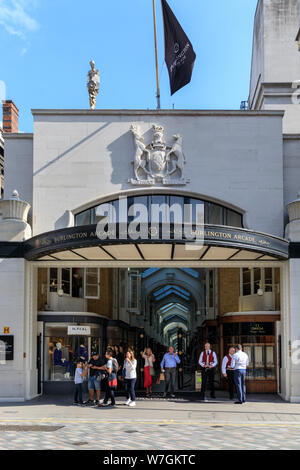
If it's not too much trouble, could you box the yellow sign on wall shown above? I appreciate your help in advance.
[3,327,10,334]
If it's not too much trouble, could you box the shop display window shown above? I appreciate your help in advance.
[44,324,100,382]
[223,322,276,381]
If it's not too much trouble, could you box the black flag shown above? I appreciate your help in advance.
[161,0,196,95]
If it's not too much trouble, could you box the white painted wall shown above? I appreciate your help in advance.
[4,135,33,210]
[0,258,26,401]
[10,110,284,238]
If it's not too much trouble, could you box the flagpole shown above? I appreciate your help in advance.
[152,0,161,109]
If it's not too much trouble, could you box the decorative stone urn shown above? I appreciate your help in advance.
[285,193,300,241]
[0,190,32,241]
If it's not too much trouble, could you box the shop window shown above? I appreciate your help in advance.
[44,323,100,382]
[223,322,276,380]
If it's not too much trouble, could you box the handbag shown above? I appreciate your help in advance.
[150,366,155,376]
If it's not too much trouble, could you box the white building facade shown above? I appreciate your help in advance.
[1,0,300,401]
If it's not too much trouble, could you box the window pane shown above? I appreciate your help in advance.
[75,210,91,226]
[128,270,139,310]
[120,269,126,308]
[226,210,243,228]
[61,268,71,295]
[49,268,58,293]
[242,268,251,296]
[253,268,261,294]
[208,204,223,225]
[85,268,99,298]
[72,268,84,298]
[264,268,273,292]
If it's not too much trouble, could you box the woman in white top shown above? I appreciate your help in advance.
[142,348,156,397]
[123,349,137,407]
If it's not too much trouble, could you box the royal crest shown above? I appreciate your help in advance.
[129,124,188,186]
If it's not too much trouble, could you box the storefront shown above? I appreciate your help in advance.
[0,99,299,402]
[37,312,107,394]
[221,315,280,393]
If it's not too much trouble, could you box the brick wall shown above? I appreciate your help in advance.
[218,268,240,315]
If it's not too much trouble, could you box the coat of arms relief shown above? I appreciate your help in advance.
[129,124,189,186]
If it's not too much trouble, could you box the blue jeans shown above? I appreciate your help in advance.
[125,378,136,402]
[234,369,247,403]
[88,375,101,391]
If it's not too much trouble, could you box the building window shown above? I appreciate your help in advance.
[84,268,100,299]
[49,268,58,293]
[128,269,140,311]
[48,268,100,299]
[61,268,71,296]
[240,268,274,297]
[75,195,243,229]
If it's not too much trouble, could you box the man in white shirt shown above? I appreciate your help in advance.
[198,343,218,399]
[231,344,249,404]
[221,347,235,400]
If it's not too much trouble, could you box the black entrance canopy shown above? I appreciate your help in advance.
[21,224,288,262]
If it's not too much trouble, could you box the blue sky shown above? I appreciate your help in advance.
[0,0,257,132]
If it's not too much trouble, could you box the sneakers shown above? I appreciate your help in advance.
[125,398,132,406]
[83,399,94,405]
[129,401,136,407]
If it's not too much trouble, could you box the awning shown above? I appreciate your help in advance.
[24,224,289,262]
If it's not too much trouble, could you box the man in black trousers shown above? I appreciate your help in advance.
[221,347,236,400]
[198,343,218,400]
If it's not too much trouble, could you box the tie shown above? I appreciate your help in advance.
[206,351,210,366]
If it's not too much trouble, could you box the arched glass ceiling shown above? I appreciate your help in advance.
[141,268,160,278]
[180,268,199,278]
[163,313,188,323]
[159,302,189,314]
[141,267,200,279]
[153,285,191,300]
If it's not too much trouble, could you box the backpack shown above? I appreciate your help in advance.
[112,358,119,374]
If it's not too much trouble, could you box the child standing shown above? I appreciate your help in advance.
[73,361,87,405]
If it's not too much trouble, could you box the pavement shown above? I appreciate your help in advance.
[1,392,300,450]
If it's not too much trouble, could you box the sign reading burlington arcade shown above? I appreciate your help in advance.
[24,223,289,261]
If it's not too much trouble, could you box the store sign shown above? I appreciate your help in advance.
[67,326,91,336]
[249,323,266,335]
[0,335,14,361]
